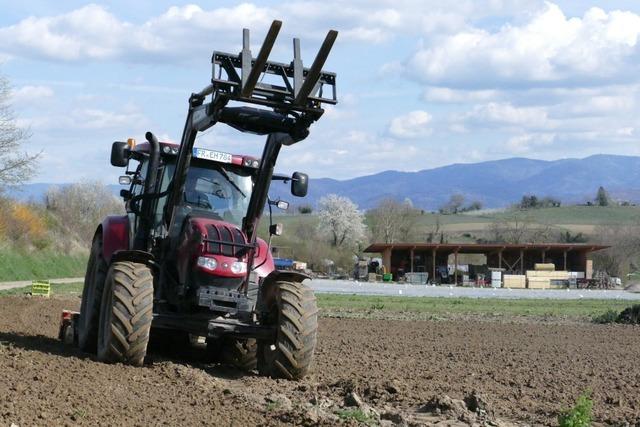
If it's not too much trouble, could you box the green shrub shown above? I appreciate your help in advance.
[558,391,592,427]
[591,309,619,324]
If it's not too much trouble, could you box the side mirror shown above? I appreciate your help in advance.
[118,176,132,185]
[111,141,129,167]
[291,172,308,197]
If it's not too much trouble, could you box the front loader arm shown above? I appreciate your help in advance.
[164,20,338,237]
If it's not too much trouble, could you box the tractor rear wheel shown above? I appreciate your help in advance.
[257,280,318,380]
[219,337,257,371]
[97,261,154,366]
[78,233,108,352]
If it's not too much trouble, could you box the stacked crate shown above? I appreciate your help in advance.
[526,266,570,289]
[503,274,526,288]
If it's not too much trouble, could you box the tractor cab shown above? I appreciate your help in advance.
[116,141,262,229]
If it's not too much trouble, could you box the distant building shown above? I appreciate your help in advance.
[364,243,608,284]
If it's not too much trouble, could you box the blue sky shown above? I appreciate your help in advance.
[1,1,640,183]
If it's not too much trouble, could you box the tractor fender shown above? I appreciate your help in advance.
[111,250,157,269]
[252,238,275,279]
[100,215,130,263]
[263,270,311,284]
[256,270,311,315]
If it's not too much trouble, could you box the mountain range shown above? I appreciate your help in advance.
[9,154,640,210]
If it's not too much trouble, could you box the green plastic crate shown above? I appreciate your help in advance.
[31,280,51,297]
[382,273,392,282]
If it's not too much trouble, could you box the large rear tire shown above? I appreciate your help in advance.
[97,261,154,366]
[257,281,318,380]
[78,234,108,352]
[219,337,257,371]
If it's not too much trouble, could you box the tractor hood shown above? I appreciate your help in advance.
[176,216,273,283]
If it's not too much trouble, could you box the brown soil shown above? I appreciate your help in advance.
[1,296,639,426]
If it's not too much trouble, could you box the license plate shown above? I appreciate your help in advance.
[192,148,232,163]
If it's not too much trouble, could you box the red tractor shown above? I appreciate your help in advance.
[60,21,337,380]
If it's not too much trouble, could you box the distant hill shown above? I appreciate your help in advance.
[9,154,640,210]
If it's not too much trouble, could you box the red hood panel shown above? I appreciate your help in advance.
[185,217,273,279]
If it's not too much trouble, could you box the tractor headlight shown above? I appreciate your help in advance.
[230,261,247,274]
[197,256,218,271]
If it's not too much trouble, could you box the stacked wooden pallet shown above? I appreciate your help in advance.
[526,270,570,289]
[503,274,526,289]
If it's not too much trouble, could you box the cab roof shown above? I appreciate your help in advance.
[132,141,259,168]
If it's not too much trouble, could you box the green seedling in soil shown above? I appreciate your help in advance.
[558,391,592,427]
[336,409,376,426]
[71,408,87,421]
[265,401,281,411]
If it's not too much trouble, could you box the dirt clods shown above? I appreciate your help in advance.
[1,296,640,425]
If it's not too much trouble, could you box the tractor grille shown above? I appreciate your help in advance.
[205,224,247,257]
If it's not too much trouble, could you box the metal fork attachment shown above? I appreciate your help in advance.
[193,20,337,122]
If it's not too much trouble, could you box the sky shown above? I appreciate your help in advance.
[1,0,640,183]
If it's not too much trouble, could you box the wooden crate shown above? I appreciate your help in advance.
[527,277,550,289]
[503,274,526,289]
[526,270,570,280]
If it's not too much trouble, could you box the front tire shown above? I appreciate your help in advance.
[97,261,154,366]
[257,281,318,380]
[78,234,107,352]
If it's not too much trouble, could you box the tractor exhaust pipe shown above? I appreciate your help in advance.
[133,131,160,251]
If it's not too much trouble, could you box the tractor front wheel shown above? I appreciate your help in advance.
[78,233,107,352]
[97,261,154,366]
[257,280,318,380]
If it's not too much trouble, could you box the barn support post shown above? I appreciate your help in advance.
[563,250,567,271]
[498,250,503,269]
[520,249,524,274]
[454,251,459,286]
[410,248,414,273]
[432,249,436,284]
[382,247,392,274]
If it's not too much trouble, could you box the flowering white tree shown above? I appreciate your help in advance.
[0,75,39,187]
[317,194,366,247]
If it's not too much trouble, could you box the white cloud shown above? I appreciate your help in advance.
[423,87,499,103]
[11,85,54,104]
[388,110,432,138]
[0,1,550,64]
[405,2,640,88]
[23,105,148,132]
[504,133,555,154]
[0,4,274,63]
[462,102,552,129]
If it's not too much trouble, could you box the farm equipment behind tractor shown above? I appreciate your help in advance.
[59,20,338,380]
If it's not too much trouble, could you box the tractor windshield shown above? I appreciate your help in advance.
[181,160,254,227]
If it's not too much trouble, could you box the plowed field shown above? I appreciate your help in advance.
[1,296,639,426]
